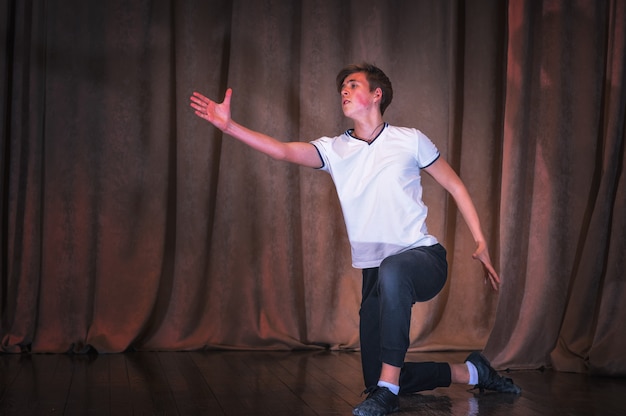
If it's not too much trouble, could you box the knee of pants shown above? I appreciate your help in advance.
[378,257,413,301]
[378,249,448,303]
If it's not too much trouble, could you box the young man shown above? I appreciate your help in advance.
[190,63,521,416]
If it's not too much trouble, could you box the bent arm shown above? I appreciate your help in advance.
[190,89,322,168]
[424,157,501,290]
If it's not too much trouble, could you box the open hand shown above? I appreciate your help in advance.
[190,88,233,131]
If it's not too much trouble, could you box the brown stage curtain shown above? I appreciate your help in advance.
[484,0,626,376]
[1,0,624,375]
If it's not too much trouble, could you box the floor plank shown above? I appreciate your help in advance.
[64,354,111,415]
[108,353,133,416]
[126,352,180,415]
[260,351,359,415]
[0,350,625,415]
[37,354,79,415]
[165,352,225,415]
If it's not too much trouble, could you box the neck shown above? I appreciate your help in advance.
[353,118,385,142]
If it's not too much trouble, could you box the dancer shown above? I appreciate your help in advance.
[190,63,521,416]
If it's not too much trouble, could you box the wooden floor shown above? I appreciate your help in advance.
[1,350,625,415]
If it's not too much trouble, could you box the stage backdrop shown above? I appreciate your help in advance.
[1,0,624,375]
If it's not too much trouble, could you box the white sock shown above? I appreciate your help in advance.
[466,361,479,385]
[377,380,400,395]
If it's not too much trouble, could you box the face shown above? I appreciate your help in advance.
[340,72,381,118]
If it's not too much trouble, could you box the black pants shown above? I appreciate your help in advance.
[360,244,452,394]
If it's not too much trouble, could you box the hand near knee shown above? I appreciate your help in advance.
[472,241,500,291]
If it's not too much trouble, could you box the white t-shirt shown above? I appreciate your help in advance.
[311,124,440,268]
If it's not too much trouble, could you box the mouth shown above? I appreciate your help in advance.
[342,99,350,105]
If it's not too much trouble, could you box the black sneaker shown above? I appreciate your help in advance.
[465,352,522,394]
[353,386,400,416]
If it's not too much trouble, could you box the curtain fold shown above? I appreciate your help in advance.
[2,0,624,375]
[485,0,625,374]
[548,0,626,375]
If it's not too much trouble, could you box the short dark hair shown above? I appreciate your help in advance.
[336,63,393,115]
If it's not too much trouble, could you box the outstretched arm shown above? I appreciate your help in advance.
[424,157,501,291]
[190,89,323,168]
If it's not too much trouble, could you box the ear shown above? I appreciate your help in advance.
[374,87,383,101]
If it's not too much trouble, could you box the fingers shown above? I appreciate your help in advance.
[486,270,500,291]
[189,89,233,132]
[190,92,218,121]
[223,88,232,106]
[189,89,233,118]
[190,91,210,105]
[473,245,500,292]
[190,89,231,106]
[189,92,210,115]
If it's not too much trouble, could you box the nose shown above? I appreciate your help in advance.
[341,88,349,96]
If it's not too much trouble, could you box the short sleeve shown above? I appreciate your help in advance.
[416,130,440,168]
[309,137,333,172]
